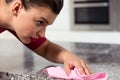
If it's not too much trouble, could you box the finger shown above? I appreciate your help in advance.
[64,63,71,76]
[80,61,93,75]
[75,63,85,75]
[85,63,93,74]
[70,64,75,70]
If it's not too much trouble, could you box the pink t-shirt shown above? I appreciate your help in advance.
[0,27,46,50]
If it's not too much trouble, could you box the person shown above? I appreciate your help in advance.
[0,0,92,75]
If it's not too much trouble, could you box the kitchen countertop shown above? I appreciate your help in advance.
[0,39,120,80]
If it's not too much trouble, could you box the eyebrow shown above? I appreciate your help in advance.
[41,17,49,24]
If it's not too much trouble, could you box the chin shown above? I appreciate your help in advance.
[21,39,31,44]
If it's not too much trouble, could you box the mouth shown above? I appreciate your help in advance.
[30,37,38,42]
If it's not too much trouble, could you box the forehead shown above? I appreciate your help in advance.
[28,6,57,25]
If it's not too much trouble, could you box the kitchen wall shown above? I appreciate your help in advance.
[46,0,120,44]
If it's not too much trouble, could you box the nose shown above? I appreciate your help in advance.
[36,28,46,38]
[38,31,45,37]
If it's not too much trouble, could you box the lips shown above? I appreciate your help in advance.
[30,37,38,42]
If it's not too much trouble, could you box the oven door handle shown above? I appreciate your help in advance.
[74,2,108,8]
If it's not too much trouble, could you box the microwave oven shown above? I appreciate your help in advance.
[70,0,120,31]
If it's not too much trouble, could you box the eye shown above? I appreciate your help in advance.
[36,20,45,27]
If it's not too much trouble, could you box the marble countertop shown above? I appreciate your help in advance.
[0,40,120,80]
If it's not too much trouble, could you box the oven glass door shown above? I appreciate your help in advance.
[75,6,109,24]
[74,0,109,25]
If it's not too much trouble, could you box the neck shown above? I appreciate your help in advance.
[0,0,4,13]
[0,0,13,30]
[0,0,2,6]
[0,0,4,27]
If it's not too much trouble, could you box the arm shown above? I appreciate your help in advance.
[34,40,92,75]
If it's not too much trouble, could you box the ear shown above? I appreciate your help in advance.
[12,1,23,16]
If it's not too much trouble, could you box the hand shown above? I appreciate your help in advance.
[63,53,92,75]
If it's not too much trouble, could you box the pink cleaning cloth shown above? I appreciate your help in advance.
[46,66,108,80]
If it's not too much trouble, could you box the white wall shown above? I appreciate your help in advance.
[46,0,70,31]
[46,0,120,44]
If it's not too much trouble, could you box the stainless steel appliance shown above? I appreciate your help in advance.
[70,0,120,31]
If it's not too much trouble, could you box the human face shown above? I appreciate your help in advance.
[11,6,57,44]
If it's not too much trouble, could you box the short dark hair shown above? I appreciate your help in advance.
[5,0,64,14]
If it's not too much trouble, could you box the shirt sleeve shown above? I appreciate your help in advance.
[0,27,6,33]
[8,29,47,50]
[25,37,46,50]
